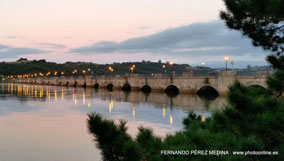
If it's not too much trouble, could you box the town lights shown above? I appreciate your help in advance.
[72,69,78,75]
[130,65,135,74]
[108,67,114,72]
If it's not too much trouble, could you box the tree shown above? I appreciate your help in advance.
[221,0,284,97]
[86,1,284,160]
[220,0,284,55]
[88,83,284,161]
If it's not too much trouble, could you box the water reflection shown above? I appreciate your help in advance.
[0,83,227,161]
[0,83,226,125]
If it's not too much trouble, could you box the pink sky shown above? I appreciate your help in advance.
[0,0,268,67]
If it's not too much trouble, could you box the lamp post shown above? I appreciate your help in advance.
[224,56,229,71]
[231,61,234,71]
[162,64,166,75]
[87,68,91,76]
[82,70,86,76]
[108,67,114,73]
[130,65,135,74]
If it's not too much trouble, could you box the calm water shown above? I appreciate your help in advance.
[0,83,226,161]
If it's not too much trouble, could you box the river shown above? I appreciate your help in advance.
[0,83,226,161]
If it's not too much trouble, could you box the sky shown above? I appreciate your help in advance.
[0,0,269,68]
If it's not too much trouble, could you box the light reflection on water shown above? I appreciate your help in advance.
[0,83,226,161]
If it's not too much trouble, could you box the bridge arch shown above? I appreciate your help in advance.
[122,83,131,92]
[83,82,87,88]
[74,81,78,87]
[197,85,219,97]
[248,84,266,90]
[164,85,179,95]
[66,82,69,87]
[106,83,113,91]
[94,83,99,89]
[141,85,151,93]
[58,82,62,86]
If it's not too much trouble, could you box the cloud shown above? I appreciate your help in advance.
[5,36,17,39]
[0,44,48,58]
[34,42,67,49]
[0,44,9,49]
[3,35,25,39]
[70,21,268,58]
[137,26,152,30]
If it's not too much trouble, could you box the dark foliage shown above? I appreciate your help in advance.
[221,0,284,55]
[86,1,284,160]
[88,83,284,161]
[0,59,192,77]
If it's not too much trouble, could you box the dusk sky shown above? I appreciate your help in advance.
[0,0,268,68]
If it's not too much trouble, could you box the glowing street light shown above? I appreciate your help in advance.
[201,62,205,66]
[130,65,136,74]
[162,64,166,75]
[61,72,64,76]
[108,67,114,72]
[82,70,86,74]
[224,56,229,71]
[72,69,78,76]
[168,62,174,77]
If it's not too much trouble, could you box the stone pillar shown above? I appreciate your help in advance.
[218,70,237,95]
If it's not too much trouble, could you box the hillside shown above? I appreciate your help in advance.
[0,59,210,77]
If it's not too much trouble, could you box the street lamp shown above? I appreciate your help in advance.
[231,61,235,71]
[224,56,229,71]
[108,66,114,72]
[162,64,166,75]
[168,62,174,77]
[72,69,77,76]
[130,65,135,74]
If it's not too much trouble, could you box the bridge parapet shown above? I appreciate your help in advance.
[11,70,267,95]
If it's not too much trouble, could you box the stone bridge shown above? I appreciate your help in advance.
[13,71,267,95]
